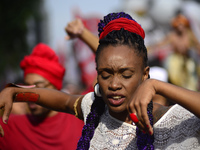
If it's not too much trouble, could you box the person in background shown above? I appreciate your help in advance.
[1,12,200,150]
[149,13,200,91]
[0,43,84,150]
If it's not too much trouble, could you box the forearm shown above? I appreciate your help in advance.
[11,87,77,113]
[0,85,84,125]
[79,28,99,53]
[152,79,200,117]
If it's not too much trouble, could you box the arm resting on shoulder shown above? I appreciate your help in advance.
[152,79,200,118]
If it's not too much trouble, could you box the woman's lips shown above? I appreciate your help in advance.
[108,96,125,106]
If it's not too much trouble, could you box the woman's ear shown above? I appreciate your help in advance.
[143,66,150,81]
[94,83,102,97]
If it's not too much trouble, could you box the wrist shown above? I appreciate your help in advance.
[79,27,87,39]
[14,92,39,102]
[150,79,163,95]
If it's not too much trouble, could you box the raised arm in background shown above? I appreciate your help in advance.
[65,18,99,53]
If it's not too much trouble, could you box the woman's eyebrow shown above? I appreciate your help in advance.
[119,67,135,72]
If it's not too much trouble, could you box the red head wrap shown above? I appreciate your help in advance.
[20,43,65,90]
[99,18,145,39]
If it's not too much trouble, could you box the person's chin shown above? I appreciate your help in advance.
[108,104,126,114]
[30,110,41,116]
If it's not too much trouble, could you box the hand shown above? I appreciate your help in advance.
[65,18,85,40]
[0,87,14,137]
[128,79,156,135]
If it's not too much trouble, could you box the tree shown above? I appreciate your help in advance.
[0,0,46,89]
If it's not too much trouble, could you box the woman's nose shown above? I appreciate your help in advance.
[108,76,122,91]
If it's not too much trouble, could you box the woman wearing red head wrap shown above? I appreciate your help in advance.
[0,43,84,150]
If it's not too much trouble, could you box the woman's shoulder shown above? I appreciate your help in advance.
[153,103,197,125]
[153,103,200,149]
[152,102,173,124]
[81,92,95,122]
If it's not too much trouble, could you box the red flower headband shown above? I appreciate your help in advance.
[99,18,145,40]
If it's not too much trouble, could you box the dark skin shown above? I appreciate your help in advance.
[153,103,171,124]
[128,77,200,136]
[96,44,169,134]
[96,45,149,122]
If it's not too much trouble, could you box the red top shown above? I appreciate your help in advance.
[0,112,84,150]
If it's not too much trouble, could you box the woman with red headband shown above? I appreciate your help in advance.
[1,12,200,150]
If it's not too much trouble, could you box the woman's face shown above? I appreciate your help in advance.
[97,45,149,120]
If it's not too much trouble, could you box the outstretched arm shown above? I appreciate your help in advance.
[65,18,99,53]
[128,79,200,135]
[0,85,84,136]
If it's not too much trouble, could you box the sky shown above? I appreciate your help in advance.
[44,0,122,49]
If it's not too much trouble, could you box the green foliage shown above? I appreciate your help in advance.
[0,0,42,77]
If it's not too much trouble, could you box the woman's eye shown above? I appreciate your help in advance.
[101,72,111,79]
[122,75,132,79]
[122,72,133,79]
[101,74,110,79]
[121,70,133,79]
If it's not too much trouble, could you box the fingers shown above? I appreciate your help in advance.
[128,80,156,135]
[129,101,153,135]
[129,113,138,123]
[140,103,153,135]
[130,113,153,135]
[0,125,4,137]
[2,103,12,124]
[65,18,84,40]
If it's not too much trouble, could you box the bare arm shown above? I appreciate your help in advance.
[154,80,200,116]
[128,79,200,135]
[0,86,84,124]
[65,18,99,53]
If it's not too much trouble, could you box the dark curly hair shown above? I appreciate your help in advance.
[76,12,153,150]
[96,12,147,68]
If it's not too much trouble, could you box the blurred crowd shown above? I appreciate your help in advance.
[60,0,200,94]
[0,0,200,149]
